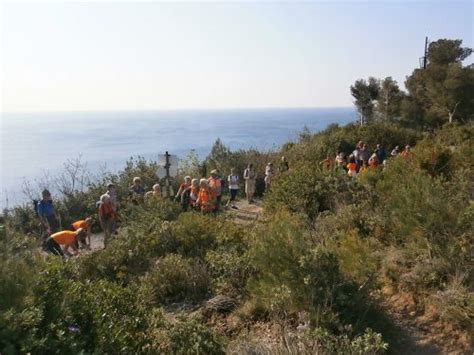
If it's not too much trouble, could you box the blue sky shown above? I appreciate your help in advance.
[1,1,472,112]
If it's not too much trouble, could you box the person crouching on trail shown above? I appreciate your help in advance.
[46,228,87,257]
[98,194,117,248]
[71,217,93,249]
[208,170,222,211]
[196,179,216,214]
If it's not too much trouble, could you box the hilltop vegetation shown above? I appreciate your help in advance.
[1,38,473,354]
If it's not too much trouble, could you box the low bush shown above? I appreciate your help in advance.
[432,279,474,331]
[145,254,211,304]
[168,317,225,354]
[171,213,220,259]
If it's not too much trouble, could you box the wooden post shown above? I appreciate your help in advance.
[165,151,173,199]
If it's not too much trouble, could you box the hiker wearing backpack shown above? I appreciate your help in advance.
[37,189,61,245]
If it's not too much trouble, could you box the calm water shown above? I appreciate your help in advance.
[1,108,355,207]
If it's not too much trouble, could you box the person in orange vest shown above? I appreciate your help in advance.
[208,170,222,211]
[196,179,216,214]
[346,156,358,177]
[319,154,333,170]
[70,217,93,249]
[400,145,411,158]
[359,160,370,176]
[45,228,87,257]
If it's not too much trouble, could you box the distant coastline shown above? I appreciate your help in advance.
[1,107,356,208]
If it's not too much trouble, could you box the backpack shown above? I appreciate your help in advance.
[181,187,192,206]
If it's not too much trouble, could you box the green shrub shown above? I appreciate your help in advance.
[168,317,225,355]
[432,279,474,331]
[281,327,388,355]
[171,213,219,258]
[144,254,210,304]
[264,166,355,220]
[249,212,343,315]
[206,250,252,295]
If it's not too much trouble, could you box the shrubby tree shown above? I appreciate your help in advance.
[350,77,380,125]
[403,39,474,127]
[205,138,231,172]
[376,77,405,121]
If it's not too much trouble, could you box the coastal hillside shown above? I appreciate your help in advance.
[1,38,473,354]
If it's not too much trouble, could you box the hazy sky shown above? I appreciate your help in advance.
[1,1,472,112]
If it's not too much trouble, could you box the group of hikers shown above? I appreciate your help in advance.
[35,159,288,257]
[320,142,412,177]
[35,141,409,258]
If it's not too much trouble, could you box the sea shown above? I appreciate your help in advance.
[0,107,356,208]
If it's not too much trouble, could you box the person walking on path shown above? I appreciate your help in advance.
[264,163,274,191]
[98,194,117,247]
[180,178,199,211]
[368,153,379,168]
[188,178,200,209]
[175,176,191,201]
[226,168,239,209]
[359,143,371,168]
[106,183,118,212]
[146,183,162,200]
[352,141,363,169]
[37,189,61,246]
[244,164,256,203]
[196,179,217,214]
[208,170,222,211]
[347,156,358,178]
[45,229,87,257]
[401,145,412,158]
[129,177,145,204]
[279,156,289,173]
[335,152,347,172]
[319,154,333,170]
[375,144,386,163]
[391,146,400,157]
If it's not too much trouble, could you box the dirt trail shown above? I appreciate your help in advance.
[83,199,263,253]
[224,198,263,225]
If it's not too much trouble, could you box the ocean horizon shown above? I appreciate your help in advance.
[1,107,356,208]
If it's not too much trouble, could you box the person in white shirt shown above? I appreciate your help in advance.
[226,168,239,209]
[264,163,274,191]
[243,164,256,203]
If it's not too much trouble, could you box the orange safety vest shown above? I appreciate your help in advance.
[51,230,76,245]
[208,177,222,196]
[72,220,90,232]
[198,188,216,212]
[401,150,410,158]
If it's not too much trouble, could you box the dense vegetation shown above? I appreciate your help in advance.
[1,38,473,354]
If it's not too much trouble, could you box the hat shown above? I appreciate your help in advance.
[210,169,218,175]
